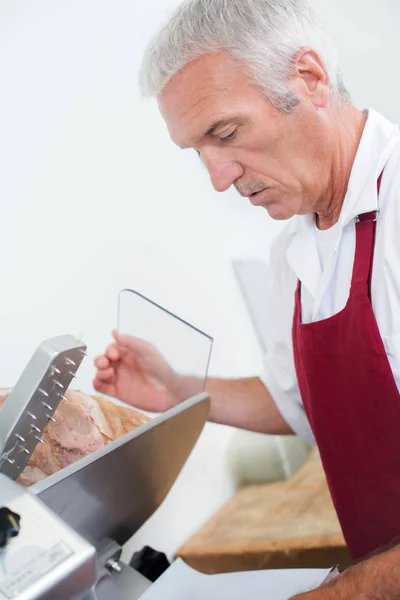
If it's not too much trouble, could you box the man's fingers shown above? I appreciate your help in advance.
[93,378,114,396]
[114,333,149,352]
[95,367,115,382]
[94,355,110,369]
[105,343,120,362]
[93,377,103,391]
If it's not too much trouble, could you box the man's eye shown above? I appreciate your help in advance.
[220,129,237,142]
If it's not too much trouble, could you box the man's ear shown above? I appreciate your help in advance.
[290,47,330,108]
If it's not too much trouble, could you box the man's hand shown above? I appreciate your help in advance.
[93,330,182,412]
[290,543,400,599]
[94,332,293,434]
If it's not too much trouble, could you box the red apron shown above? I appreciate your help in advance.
[292,175,400,560]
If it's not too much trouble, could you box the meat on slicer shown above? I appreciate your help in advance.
[0,334,210,600]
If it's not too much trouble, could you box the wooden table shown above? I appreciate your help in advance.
[177,449,351,573]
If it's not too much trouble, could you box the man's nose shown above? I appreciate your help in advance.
[202,152,243,192]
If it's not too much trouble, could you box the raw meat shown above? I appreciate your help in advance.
[0,389,149,486]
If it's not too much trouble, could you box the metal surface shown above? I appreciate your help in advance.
[0,335,86,479]
[83,564,151,600]
[81,538,151,599]
[33,393,210,549]
[107,563,151,599]
[0,475,96,600]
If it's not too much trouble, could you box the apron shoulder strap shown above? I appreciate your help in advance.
[350,172,383,294]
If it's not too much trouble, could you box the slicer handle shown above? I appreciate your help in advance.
[0,507,21,548]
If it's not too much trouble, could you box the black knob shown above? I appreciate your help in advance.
[0,507,21,548]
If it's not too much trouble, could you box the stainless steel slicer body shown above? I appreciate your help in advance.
[0,293,213,599]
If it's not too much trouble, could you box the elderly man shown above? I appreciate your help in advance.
[94,0,400,596]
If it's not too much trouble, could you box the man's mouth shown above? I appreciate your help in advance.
[250,189,264,198]
[248,188,270,205]
[237,187,265,198]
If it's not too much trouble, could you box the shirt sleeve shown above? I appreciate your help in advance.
[259,235,316,446]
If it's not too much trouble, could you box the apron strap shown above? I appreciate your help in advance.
[350,173,383,295]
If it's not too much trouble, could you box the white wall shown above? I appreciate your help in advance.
[0,0,399,560]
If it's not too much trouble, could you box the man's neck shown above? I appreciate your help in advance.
[316,105,367,230]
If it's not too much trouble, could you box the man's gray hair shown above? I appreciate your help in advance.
[140,0,349,114]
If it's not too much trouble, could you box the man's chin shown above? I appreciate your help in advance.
[263,203,295,221]
[249,189,296,220]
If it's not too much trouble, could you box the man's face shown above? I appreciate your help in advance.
[158,51,334,220]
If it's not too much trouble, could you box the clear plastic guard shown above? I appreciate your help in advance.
[117,289,213,404]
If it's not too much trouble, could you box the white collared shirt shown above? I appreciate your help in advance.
[261,109,400,445]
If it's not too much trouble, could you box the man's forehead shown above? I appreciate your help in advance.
[158,51,248,145]
[160,51,243,105]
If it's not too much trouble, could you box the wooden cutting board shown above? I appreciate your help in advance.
[177,449,351,573]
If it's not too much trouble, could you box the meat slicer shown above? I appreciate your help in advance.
[0,290,213,600]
